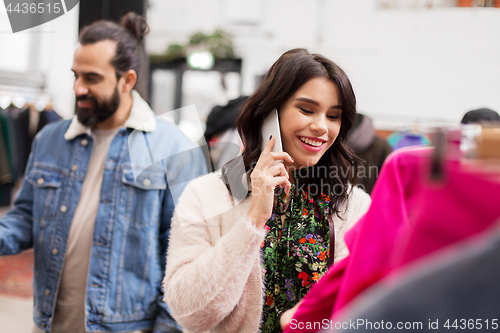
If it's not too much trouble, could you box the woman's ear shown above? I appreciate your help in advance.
[120,69,137,94]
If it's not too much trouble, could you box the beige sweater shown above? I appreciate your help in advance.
[164,172,371,333]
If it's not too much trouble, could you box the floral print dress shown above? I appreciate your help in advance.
[260,181,331,332]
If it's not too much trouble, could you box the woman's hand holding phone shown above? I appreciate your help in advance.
[247,136,294,229]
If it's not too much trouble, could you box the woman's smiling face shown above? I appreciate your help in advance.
[278,77,342,170]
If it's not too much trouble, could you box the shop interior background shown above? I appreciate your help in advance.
[0,0,499,330]
[1,0,499,140]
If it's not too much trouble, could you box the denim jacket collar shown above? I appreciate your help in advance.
[64,90,156,141]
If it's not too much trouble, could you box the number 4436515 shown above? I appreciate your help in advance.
[444,319,498,330]
[6,3,62,14]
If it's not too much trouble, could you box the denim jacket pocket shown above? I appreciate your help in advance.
[26,167,64,224]
[121,166,166,228]
[121,166,166,190]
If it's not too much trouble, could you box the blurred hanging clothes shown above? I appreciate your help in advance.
[387,128,430,150]
[0,111,14,184]
[283,147,500,333]
[0,107,16,207]
[0,104,60,206]
[204,96,247,170]
[332,220,500,333]
[0,128,11,185]
[14,105,61,177]
[346,114,392,194]
[14,106,34,177]
[3,105,24,180]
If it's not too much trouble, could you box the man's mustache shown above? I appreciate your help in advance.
[76,96,97,104]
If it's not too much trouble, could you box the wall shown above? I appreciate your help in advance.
[146,0,500,129]
[0,7,30,73]
[0,3,79,119]
[1,1,499,125]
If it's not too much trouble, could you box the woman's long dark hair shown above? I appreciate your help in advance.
[222,48,360,217]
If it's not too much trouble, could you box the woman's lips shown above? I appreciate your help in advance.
[297,136,325,152]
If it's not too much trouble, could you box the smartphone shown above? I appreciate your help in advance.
[261,109,283,153]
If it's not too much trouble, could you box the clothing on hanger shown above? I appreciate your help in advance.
[0,126,12,185]
[284,145,500,333]
[0,108,15,206]
[16,107,33,176]
[387,129,430,150]
[204,96,247,143]
[38,106,61,130]
[204,96,247,170]
[0,99,61,206]
[14,105,61,177]
[28,106,40,138]
[346,114,392,194]
[4,106,20,173]
[333,221,500,332]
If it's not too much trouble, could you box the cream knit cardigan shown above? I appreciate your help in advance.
[164,172,371,333]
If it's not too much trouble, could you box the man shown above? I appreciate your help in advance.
[0,13,207,333]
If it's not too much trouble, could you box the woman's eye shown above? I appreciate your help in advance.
[328,115,340,120]
[299,108,313,114]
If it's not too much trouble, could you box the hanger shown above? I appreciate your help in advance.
[430,128,446,181]
[34,92,51,112]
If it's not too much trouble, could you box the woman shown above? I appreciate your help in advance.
[163,48,371,333]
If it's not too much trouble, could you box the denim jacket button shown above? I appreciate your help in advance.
[143,178,151,187]
[41,323,46,329]
[60,205,68,213]
[81,139,89,146]
[45,289,50,296]
[37,178,44,185]
[71,165,78,172]
[52,248,58,255]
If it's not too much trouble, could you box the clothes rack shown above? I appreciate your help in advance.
[0,86,61,206]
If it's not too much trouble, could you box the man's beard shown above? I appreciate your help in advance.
[76,87,120,128]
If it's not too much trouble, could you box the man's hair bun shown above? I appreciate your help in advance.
[120,12,149,42]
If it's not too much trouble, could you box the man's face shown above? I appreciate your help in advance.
[72,40,122,128]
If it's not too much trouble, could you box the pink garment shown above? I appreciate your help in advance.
[284,147,500,333]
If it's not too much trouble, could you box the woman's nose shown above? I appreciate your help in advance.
[310,116,328,134]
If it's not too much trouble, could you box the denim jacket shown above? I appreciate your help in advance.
[0,91,207,332]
